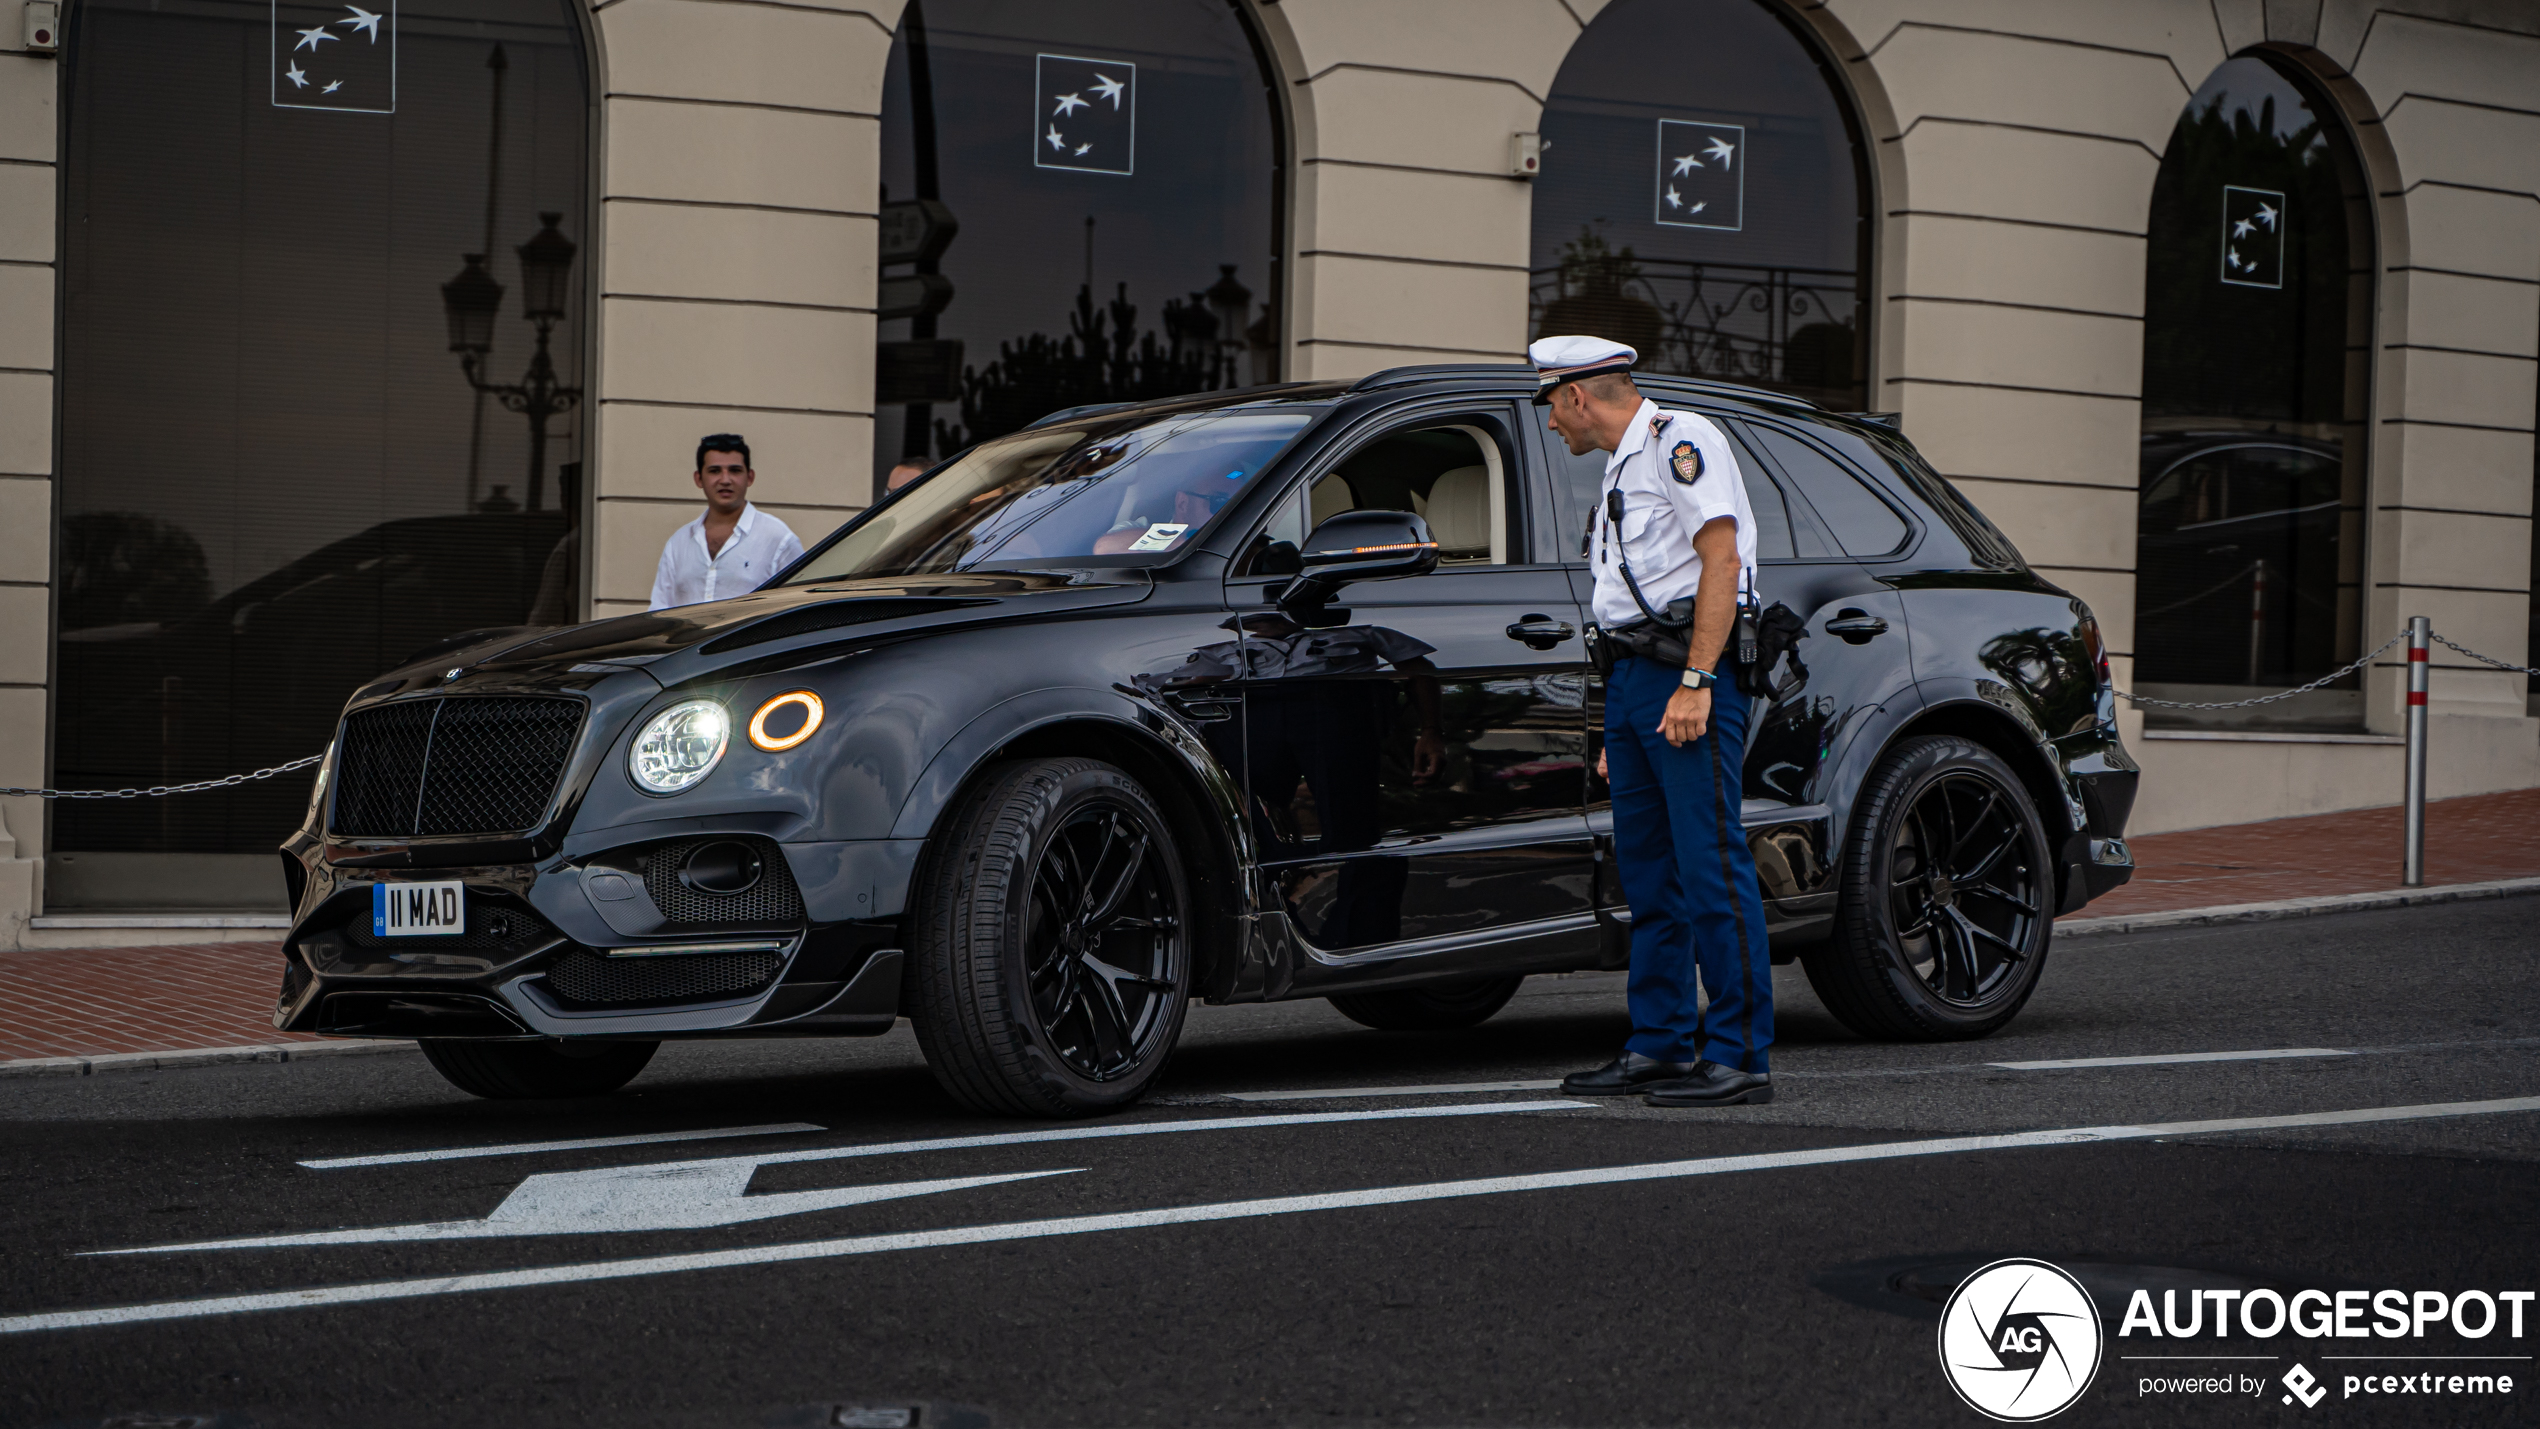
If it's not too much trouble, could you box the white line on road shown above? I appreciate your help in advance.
[298,1123,830,1169]
[9,1094,2533,1336]
[1224,1080,1561,1102]
[1989,1049,2353,1071]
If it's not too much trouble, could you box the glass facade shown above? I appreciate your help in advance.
[872,0,1284,486]
[1528,0,1871,411]
[53,0,591,907]
[2134,55,2373,730]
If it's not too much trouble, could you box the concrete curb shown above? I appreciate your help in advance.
[2055,875,2540,939]
[0,1038,417,1079]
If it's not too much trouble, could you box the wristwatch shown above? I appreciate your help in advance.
[1680,667,1717,691]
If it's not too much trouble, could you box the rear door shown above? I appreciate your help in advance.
[1536,399,1917,939]
[1224,401,1597,961]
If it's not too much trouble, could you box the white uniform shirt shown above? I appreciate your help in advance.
[649,502,805,610]
[1587,399,1759,629]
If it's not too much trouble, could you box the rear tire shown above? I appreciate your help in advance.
[419,1039,658,1099]
[1801,735,2052,1041]
[909,757,1193,1118]
[1329,976,1523,1031]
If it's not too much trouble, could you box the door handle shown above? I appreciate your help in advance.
[1162,694,1237,724]
[1826,610,1889,644]
[1505,614,1577,650]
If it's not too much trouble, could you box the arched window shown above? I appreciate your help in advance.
[53,0,593,905]
[874,0,1284,483]
[2134,54,2373,728]
[1529,0,1872,410]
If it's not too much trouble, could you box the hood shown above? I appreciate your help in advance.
[470,569,1154,677]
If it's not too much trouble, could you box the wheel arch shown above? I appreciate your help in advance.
[896,696,1250,1004]
[1878,694,2083,855]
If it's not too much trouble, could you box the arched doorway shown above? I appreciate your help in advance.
[1529,0,1872,410]
[52,0,593,908]
[2133,53,2373,729]
[873,0,1285,486]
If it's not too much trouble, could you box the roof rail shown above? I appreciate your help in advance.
[1345,363,1825,414]
[1346,363,1533,393]
[1841,411,1903,429]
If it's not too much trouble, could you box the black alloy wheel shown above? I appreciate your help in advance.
[1329,975,1524,1032]
[419,1038,658,1099]
[1802,735,2052,1040]
[911,757,1193,1116]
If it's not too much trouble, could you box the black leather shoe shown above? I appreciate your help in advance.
[1561,1052,1700,1096]
[1641,1061,1774,1107]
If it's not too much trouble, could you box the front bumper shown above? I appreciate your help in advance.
[273,840,908,1041]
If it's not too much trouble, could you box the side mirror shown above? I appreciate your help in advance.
[1277,509,1438,616]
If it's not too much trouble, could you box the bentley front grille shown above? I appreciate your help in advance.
[331,696,585,838]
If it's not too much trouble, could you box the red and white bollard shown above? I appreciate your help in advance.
[2404,615,2430,887]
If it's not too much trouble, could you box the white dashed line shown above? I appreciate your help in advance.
[299,1123,830,1169]
[1989,1049,2353,1071]
[1224,1080,1562,1101]
[9,1094,2534,1336]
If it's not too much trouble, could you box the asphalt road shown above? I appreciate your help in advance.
[3,898,2536,1429]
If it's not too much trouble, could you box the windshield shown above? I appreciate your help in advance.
[785,407,1320,583]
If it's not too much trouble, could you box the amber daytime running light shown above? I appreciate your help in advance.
[749,691,826,752]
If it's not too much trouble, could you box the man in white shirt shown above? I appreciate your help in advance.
[649,434,806,610]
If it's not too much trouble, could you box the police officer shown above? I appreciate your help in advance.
[1535,336,1776,1107]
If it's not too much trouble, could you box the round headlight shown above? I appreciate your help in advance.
[629,699,729,794]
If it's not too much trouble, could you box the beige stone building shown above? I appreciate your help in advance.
[2,0,2535,944]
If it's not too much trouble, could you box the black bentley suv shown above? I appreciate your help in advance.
[274,366,2138,1116]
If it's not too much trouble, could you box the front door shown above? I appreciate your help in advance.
[1224,406,1596,961]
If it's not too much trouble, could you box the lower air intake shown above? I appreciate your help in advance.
[542,949,784,1008]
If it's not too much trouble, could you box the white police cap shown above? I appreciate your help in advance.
[1527,335,1638,404]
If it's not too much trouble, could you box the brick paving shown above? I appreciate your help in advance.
[2070,786,2540,920]
[0,940,310,1062]
[4,788,2537,1065]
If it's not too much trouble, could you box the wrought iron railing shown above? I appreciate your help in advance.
[1527,259,1861,393]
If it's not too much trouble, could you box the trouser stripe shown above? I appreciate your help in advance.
[1705,711,1757,1060]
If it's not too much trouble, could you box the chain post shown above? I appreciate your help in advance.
[2403,615,2430,887]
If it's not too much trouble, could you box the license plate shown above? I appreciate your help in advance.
[372,881,466,937]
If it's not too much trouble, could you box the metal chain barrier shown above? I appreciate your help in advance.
[2112,630,2406,709]
[2428,631,2540,678]
[0,753,323,801]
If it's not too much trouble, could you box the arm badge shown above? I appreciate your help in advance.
[1669,440,1703,485]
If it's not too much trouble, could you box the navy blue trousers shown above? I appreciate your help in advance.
[1605,654,1775,1073]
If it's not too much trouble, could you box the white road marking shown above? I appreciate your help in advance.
[1990,1049,2352,1071]
[106,1101,1587,1255]
[11,1094,2534,1336]
[299,1123,829,1169]
[99,1170,1076,1251]
[1225,1080,1561,1102]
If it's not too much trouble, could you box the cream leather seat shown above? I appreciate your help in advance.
[1418,464,1493,560]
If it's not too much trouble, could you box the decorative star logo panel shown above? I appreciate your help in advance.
[1653,119,1744,231]
[272,0,395,113]
[2220,185,2285,288]
[1035,53,1135,176]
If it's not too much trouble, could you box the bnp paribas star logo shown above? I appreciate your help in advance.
[1938,1258,2104,1421]
[273,0,395,114]
[1035,53,1135,176]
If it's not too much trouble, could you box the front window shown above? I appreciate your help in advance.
[787,407,1319,583]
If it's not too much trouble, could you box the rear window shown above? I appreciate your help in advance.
[1842,423,2029,572]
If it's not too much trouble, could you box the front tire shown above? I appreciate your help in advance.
[419,1039,658,1099]
[1801,735,2052,1041]
[909,758,1193,1117]
[1329,976,1523,1031]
